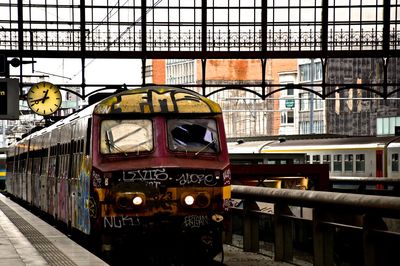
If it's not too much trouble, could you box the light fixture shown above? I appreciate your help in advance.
[132,195,144,205]
[184,195,195,206]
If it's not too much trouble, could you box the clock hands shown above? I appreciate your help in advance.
[29,90,50,105]
[41,89,49,103]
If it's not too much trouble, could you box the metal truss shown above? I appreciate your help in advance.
[0,0,400,99]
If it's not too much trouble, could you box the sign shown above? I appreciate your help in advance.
[285,99,295,108]
[0,55,5,76]
[0,79,19,120]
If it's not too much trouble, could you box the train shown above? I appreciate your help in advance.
[228,135,400,179]
[0,153,5,190]
[5,85,231,263]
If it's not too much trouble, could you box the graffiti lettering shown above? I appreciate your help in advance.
[124,168,169,182]
[176,173,216,186]
[103,89,214,114]
[95,105,111,114]
[92,171,102,187]
[183,215,209,229]
[103,216,141,228]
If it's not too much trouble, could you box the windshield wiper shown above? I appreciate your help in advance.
[194,139,217,156]
[106,130,128,156]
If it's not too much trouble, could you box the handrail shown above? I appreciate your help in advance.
[231,185,400,218]
[228,185,400,265]
[230,185,400,266]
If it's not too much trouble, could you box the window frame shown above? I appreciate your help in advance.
[167,118,220,155]
[99,119,154,156]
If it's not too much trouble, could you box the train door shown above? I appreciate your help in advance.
[376,150,384,189]
[376,150,383,177]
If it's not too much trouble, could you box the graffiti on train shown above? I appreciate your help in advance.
[176,173,217,186]
[183,215,209,229]
[94,88,220,114]
[122,168,217,188]
[103,216,141,228]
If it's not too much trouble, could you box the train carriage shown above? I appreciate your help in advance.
[228,135,400,179]
[6,86,231,262]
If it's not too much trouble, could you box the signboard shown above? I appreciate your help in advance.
[0,79,19,120]
[285,99,295,108]
[0,55,5,76]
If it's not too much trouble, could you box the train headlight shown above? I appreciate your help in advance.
[184,195,195,206]
[132,195,144,206]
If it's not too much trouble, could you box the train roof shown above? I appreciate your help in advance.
[93,86,222,115]
[228,135,400,153]
[8,86,222,148]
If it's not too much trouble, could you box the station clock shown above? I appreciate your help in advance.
[27,81,62,116]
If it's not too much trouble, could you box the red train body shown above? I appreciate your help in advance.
[6,86,231,261]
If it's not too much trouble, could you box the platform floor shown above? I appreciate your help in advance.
[0,193,107,266]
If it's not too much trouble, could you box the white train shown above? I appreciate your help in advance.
[228,135,400,179]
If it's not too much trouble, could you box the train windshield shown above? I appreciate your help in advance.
[167,119,219,154]
[100,119,153,154]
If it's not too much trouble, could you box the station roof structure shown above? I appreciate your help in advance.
[0,0,399,99]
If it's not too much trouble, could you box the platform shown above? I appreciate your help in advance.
[0,193,108,266]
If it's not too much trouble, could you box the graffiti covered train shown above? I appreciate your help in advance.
[5,86,231,262]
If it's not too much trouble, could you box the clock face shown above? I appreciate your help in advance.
[27,82,62,116]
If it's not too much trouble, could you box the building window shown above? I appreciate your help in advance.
[333,155,342,171]
[287,110,294,123]
[299,121,310,134]
[166,59,195,85]
[281,110,294,124]
[313,120,324,134]
[299,61,322,82]
[300,93,309,111]
[392,154,399,172]
[281,112,287,124]
[323,155,331,171]
[344,154,353,172]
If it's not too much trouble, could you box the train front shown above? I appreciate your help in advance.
[90,86,231,261]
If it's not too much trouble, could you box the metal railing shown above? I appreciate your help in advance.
[226,185,400,266]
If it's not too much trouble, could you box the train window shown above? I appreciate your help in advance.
[313,155,320,164]
[356,154,365,172]
[323,155,331,171]
[344,154,353,172]
[306,155,310,164]
[167,119,219,154]
[333,155,342,171]
[392,154,399,172]
[100,120,153,154]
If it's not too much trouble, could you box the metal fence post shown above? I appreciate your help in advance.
[273,204,293,262]
[243,199,259,252]
[224,210,233,244]
[313,208,334,266]
[363,215,388,266]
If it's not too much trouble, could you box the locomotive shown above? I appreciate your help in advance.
[5,86,231,262]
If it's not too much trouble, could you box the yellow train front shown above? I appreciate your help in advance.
[89,86,231,261]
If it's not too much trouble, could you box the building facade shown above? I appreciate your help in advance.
[145,58,298,138]
[326,58,400,136]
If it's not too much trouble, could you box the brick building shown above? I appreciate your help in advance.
[145,59,297,137]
